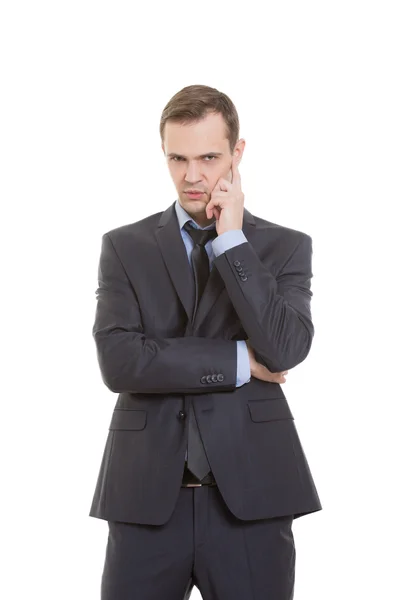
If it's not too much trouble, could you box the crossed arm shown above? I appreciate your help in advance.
[92,233,238,394]
[92,231,314,394]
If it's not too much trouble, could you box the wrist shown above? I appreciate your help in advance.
[218,226,242,236]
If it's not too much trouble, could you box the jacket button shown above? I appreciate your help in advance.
[211,374,218,382]
[236,266,243,272]
[178,410,186,420]
[241,275,248,281]
[217,373,224,382]
[206,375,213,383]
[200,375,207,384]
[233,260,241,266]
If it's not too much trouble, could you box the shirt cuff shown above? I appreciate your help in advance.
[236,340,251,387]
[212,229,248,258]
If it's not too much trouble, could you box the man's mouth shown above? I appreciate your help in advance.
[185,191,205,197]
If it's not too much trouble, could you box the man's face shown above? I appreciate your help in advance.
[162,111,244,226]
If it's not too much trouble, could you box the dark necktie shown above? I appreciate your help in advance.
[183,221,218,480]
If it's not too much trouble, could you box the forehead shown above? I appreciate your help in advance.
[164,111,229,156]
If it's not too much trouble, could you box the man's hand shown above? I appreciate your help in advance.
[205,155,244,235]
[245,339,288,384]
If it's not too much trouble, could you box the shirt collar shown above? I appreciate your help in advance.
[174,199,216,231]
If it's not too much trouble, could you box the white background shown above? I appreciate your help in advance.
[1,1,399,598]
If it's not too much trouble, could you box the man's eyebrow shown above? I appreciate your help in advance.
[167,152,224,159]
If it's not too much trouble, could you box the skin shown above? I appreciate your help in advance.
[161,111,288,384]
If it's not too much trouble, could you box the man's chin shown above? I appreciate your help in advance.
[181,195,207,206]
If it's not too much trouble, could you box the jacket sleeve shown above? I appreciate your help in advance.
[92,233,237,394]
[213,233,314,373]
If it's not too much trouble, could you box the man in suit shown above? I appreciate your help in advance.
[89,85,322,599]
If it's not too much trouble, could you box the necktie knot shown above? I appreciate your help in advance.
[183,222,218,246]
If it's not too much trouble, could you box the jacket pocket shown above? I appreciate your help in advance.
[247,398,294,423]
[109,408,147,430]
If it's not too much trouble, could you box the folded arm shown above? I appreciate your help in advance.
[92,233,238,394]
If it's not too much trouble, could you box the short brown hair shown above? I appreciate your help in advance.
[160,84,240,155]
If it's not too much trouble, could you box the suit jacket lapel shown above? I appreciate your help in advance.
[155,202,196,328]
[155,201,256,333]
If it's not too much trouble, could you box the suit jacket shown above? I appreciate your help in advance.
[89,200,323,525]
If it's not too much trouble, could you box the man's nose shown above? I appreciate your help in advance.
[184,161,202,182]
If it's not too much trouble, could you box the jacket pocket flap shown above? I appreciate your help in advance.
[109,409,147,430]
[247,398,294,422]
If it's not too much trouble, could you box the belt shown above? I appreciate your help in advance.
[181,463,217,487]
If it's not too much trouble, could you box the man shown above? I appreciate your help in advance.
[89,84,322,600]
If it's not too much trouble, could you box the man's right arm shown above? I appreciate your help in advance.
[92,233,238,395]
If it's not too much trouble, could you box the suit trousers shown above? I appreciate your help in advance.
[101,483,296,600]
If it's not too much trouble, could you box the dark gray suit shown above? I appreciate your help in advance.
[89,200,322,599]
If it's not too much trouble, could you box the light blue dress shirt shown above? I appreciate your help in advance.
[174,199,251,387]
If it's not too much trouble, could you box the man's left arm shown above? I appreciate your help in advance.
[212,230,314,373]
